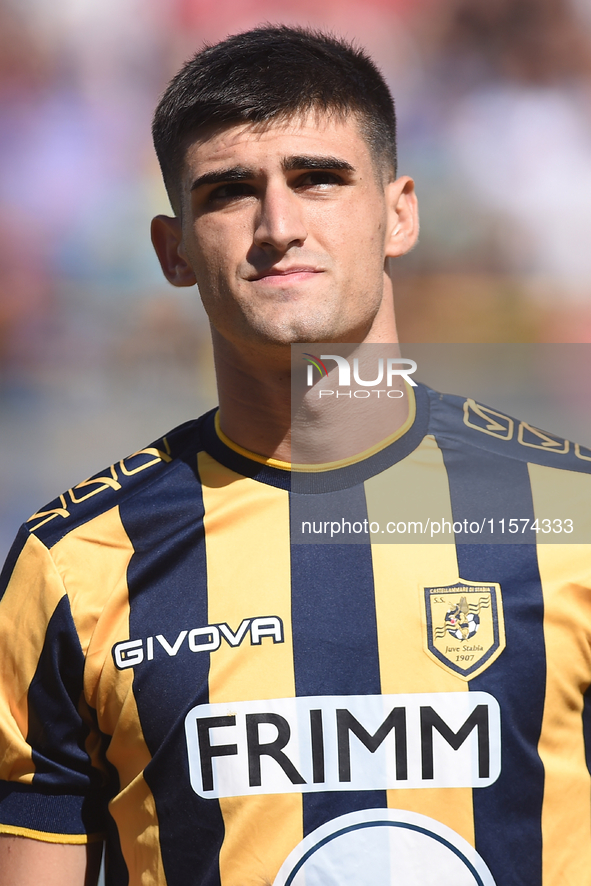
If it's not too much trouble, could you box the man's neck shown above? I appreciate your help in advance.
[213,338,295,462]
[213,278,408,464]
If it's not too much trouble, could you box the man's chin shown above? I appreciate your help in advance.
[246,312,373,347]
[253,327,345,348]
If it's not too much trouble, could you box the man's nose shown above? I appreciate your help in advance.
[253,184,308,252]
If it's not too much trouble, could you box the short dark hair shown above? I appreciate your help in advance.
[152,25,398,213]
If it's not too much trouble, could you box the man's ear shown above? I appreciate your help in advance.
[384,176,419,258]
[151,215,197,287]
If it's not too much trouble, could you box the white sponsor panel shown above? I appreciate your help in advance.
[184,692,500,799]
[272,809,496,886]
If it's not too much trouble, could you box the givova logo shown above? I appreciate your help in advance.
[184,691,500,799]
[112,616,284,670]
[272,809,497,886]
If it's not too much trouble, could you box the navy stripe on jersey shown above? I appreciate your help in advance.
[461,545,545,886]
[119,450,223,886]
[291,484,385,835]
[100,742,127,886]
[87,711,127,884]
[27,596,108,830]
[290,484,370,544]
[442,441,545,885]
[0,525,29,600]
[438,438,536,544]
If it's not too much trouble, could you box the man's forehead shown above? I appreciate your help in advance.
[181,111,370,174]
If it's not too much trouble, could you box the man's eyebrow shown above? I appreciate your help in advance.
[190,156,356,191]
[283,155,355,173]
[190,166,254,191]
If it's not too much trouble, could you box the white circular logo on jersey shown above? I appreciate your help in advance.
[273,809,496,886]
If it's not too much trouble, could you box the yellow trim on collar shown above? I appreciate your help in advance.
[214,386,417,473]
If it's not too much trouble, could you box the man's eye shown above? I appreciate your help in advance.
[208,182,254,201]
[300,171,341,187]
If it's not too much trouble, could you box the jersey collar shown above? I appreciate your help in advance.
[200,383,431,493]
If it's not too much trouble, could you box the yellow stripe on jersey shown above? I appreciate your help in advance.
[52,506,166,882]
[51,505,138,754]
[528,461,591,543]
[110,774,167,885]
[534,543,591,885]
[367,439,475,846]
[0,533,66,785]
[199,452,301,886]
[365,435,454,544]
[529,464,591,881]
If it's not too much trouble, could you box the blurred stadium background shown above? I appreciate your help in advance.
[2,0,591,562]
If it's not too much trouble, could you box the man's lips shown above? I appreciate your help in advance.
[248,266,323,283]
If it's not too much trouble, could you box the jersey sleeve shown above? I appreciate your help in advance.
[0,527,108,843]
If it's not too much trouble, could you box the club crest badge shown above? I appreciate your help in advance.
[422,580,506,681]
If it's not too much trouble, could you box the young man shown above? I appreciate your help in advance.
[0,26,590,886]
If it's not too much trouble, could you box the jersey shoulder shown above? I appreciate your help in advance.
[21,412,212,552]
[425,386,591,475]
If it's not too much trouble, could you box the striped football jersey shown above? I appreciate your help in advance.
[0,383,590,885]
